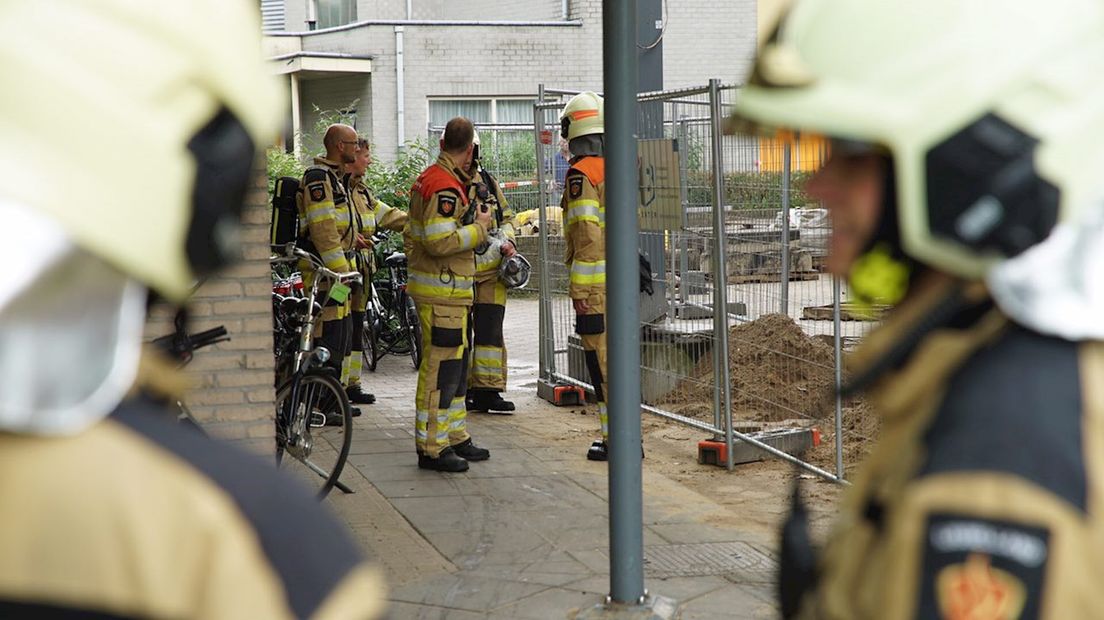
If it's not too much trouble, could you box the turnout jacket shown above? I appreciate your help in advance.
[403,153,488,306]
[345,173,408,272]
[0,398,385,619]
[469,166,516,283]
[794,278,1104,619]
[298,156,356,275]
[561,156,605,300]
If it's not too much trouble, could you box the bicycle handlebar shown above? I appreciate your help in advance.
[189,326,229,351]
[269,244,362,286]
[151,325,230,362]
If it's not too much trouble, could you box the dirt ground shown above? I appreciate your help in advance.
[508,301,877,546]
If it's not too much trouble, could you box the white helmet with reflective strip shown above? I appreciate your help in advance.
[499,254,532,289]
[561,92,604,141]
[729,0,1104,281]
[0,0,283,302]
[0,0,283,434]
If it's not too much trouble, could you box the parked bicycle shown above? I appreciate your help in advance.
[362,232,422,371]
[270,244,362,498]
[151,310,229,436]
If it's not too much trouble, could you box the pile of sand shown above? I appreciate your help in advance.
[662,313,878,468]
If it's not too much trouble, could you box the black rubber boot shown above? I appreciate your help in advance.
[452,438,490,461]
[346,385,376,405]
[324,407,360,426]
[585,440,644,461]
[466,389,515,414]
[587,440,608,461]
[418,447,470,472]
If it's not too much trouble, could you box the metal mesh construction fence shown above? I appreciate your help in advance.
[438,82,883,480]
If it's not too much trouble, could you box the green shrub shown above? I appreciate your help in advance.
[266,148,304,195]
[364,139,432,213]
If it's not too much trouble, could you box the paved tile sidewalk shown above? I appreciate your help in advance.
[327,298,780,619]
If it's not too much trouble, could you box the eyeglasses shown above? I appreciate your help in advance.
[340,140,358,146]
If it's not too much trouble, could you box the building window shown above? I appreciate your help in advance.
[316,0,356,29]
[428,97,535,128]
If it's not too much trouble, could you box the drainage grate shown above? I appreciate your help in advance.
[643,542,777,578]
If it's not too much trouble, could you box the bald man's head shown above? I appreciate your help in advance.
[323,123,358,164]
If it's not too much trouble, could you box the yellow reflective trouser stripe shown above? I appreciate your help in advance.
[347,354,362,387]
[306,201,336,223]
[472,348,504,368]
[408,270,474,301]
[414,303,469,456]
[570,260,606,285]
[598,402,608,439]
[566,200,602,226]
[447,398,466,432]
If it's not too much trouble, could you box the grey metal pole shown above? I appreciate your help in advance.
[534,86,555,381]
[677,116,690,307]
[707,80,735,471]
[780,142,792,316]
[604,0,645,605]
[833,275,844,480]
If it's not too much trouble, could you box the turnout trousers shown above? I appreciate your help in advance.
[414,302,471,457]
[469,278,508,392]
[575,292,608,440]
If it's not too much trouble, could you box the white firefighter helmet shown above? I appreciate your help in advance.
[0,0,282,434]
[728,0,1104,282]
[0,0,283,302]
[561,92,604,141]
[499,254,532,289]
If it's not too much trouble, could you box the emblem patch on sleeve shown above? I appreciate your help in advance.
[568,176,584,199]
[437,192,457,217]
[917,514,1049,620]
[309,184,325,202]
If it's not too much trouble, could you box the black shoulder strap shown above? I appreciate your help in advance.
[479,169,504,226]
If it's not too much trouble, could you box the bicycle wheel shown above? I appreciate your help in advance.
[404,295,423,370]
[363,305,379,372]
[274,370,353,499]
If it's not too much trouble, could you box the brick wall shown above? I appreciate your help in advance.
[145,155,275,450]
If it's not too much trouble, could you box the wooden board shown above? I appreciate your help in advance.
[801,302,887,321]
[728,271,820,284]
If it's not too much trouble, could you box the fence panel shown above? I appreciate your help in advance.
[422,85,885,480]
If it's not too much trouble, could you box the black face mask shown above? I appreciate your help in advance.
[184,106,256,277]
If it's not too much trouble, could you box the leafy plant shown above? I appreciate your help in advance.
[364,138,433,213]
[266,148,304,195]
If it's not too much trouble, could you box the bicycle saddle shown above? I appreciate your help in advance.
[384,252,407,267]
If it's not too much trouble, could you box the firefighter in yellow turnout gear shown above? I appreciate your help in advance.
[0,2,386,617]
[343,138,408,404]
[466,131,519,414]
[298,124,361,408]
[729,0,1104,617]
[404,117,495,472]
[560,92,612,462]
